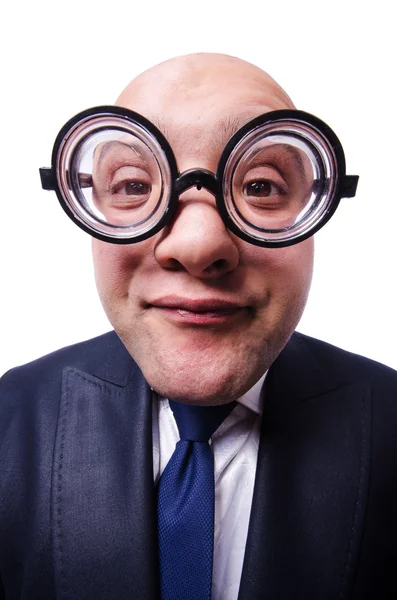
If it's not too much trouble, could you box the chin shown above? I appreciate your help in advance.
[136,347,270,406]
[150,380,238,406]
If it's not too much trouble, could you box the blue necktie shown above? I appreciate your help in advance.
[157,400,237,600]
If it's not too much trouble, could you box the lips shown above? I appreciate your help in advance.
[149,295,247,325]
[151,296,243,312]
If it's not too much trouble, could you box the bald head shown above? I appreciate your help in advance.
[117,53,295,113]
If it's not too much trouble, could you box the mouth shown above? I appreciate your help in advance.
[148,295,249,325]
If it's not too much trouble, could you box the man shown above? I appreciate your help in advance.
[1,53,396,599]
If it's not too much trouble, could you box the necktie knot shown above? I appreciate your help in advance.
[169,400,237,442]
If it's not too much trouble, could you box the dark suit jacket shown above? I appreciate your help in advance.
[1,331,397,599]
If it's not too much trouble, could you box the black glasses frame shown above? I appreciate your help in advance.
[40,105,359,248]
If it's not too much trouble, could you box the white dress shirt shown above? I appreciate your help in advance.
[152,373,266,600]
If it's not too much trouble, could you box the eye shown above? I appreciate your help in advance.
[104,178,153,210]
[116,181,152,196]
[243,180,285,197]
[110,179,152,198]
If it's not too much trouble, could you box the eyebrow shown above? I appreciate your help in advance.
[212,115,251,148]
[249,145,309,182]
[95,140,143,172]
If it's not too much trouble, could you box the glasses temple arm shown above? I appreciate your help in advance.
[339,175,359,198]
[39,168,93,191]
[39,167,56,190]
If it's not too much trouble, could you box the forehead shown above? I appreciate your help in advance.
[116,67,293,161]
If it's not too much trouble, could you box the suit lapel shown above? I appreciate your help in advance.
[239,335,371,600]
[51,362,158,599]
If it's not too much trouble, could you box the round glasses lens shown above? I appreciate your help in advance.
[57,115,171,240]
[223,121,337,243]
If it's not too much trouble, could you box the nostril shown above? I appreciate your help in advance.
[212,259,228,271]
[165,258,184,271]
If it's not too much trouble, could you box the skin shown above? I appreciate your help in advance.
[92,53,314,405]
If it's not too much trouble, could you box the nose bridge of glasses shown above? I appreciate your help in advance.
[174,169,219,198]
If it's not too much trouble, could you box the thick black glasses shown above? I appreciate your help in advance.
[40,106,358,248]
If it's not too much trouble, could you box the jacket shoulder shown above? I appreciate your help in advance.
[293,331,397,390]
[0,331,134,397]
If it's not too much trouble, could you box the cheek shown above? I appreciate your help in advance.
[241,238,314,309]
[91,240,143,302]
[272,240,314,291]
[274,241,314,318]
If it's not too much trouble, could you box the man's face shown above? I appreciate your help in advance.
[92,55,314,405]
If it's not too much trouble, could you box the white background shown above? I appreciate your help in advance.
[1,0,396,375]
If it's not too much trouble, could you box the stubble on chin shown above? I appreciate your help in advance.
[116,311,290,405]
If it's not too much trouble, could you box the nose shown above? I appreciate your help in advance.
[154,189,239,278]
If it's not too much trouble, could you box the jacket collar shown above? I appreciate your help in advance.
[83,331,137,387]
[265,332,354,405]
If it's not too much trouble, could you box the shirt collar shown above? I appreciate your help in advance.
[237,371,267,415]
